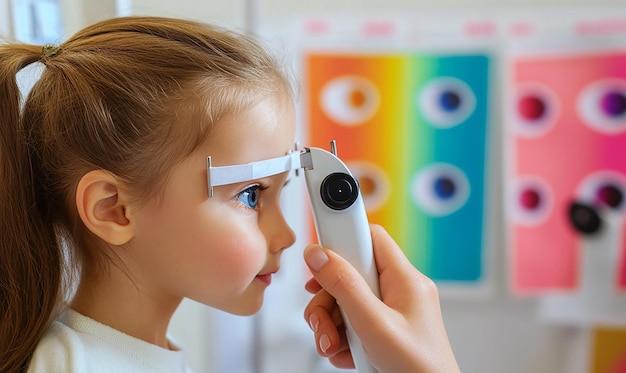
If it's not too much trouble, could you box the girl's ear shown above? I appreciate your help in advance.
[75,170,134,246]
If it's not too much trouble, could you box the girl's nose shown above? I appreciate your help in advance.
[262,206,296,253]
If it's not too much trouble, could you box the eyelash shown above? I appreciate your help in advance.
[236,183,269,209]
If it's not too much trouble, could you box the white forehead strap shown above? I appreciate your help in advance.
[207,151,302,197]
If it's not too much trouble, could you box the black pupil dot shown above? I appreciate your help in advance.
[440,91,461,112]
[520,189,541,210]
[601,91,626,117]
[434,177,455,199]
[519,95,546,121]
[597,184,623,209]
[330,179,352,202]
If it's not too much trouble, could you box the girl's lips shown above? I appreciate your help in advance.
[256,266,279,285]
[256,273,272,285]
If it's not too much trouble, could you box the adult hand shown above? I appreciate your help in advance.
[303,224,460,373]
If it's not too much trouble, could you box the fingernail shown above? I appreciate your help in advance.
[319,334,331,353]
[305,246,328,272]
[308,313,319,332]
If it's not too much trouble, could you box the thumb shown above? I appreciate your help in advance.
[303,244,382,328]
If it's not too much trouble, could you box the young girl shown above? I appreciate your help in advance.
[0,16,459,373]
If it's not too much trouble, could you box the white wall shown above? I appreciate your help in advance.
[256,0,626,24]
[55,0,246,39]
[131,0,245,29]
[0,0,13,39]
[57,0,117,37]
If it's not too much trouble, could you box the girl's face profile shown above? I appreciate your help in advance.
[128,92,297,316]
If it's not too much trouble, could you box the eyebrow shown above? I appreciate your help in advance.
[206,151,302,197]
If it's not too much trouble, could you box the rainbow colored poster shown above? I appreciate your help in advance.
[305,52,492,285]
[506,50,626,294]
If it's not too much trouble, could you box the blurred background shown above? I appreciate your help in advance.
[4,0,626,372]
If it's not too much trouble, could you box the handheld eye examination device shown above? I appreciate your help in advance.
[207,141,381,373]
[301,141,381,373]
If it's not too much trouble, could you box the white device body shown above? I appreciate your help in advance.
[302,146,381,373]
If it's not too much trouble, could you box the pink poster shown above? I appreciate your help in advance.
[506,50,626,294]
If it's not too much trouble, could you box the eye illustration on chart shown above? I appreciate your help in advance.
[510,176,553,226]
[320,75,380,126]
[411,163,470,216]
[569,171,626,235]
[577,171,626,214]
[513,82,560,138]
[346,161,390,213]
[578,79,626,134]
[417,77,477,128]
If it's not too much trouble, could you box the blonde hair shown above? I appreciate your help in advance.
[0,16,290,372]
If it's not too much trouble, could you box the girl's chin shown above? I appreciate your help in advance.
[228,304,263,316]
[210,295,266,316]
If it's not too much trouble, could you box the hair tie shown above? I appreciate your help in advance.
[41,44,61,59]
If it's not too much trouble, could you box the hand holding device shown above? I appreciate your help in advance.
[301,141,380,373]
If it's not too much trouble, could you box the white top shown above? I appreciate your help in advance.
[28,309,192,373]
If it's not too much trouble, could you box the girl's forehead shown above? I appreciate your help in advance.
[193,97,299,189]
[198,94,296,164]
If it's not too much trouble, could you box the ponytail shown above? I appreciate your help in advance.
[0,44,63,372]
[1,16,292,372]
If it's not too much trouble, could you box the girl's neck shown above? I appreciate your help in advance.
[70,264,182,349]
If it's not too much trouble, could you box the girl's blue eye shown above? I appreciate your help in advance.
[237,185,260,209]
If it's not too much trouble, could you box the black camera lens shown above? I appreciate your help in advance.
[568,202,602,235]
[320,172,359,210]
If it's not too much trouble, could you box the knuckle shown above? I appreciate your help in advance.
[326,266,359,297]
[415,274,440,299]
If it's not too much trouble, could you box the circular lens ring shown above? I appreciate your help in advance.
[320,172,359,211]
[568,202,602,235]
